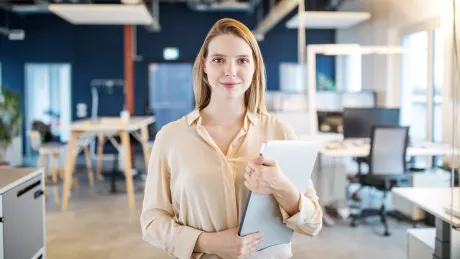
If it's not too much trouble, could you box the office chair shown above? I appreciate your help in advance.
[348,126,410,236]
[96,133,144,193]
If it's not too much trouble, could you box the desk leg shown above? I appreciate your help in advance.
[120,131,135,209]
[324,156,337,226]
[140,126,150,174]
[433,217,451,259]
[96,134,105,181]
[61,131,80,211]
[316,154,335,226]
[84,146,95,186]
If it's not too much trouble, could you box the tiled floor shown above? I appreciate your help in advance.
[30,155,413,259]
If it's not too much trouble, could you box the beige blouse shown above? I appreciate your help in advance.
[141,109,323,259]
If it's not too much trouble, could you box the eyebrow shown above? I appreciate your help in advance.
[210,54,251,58]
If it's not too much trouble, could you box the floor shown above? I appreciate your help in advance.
[30,155,414,259]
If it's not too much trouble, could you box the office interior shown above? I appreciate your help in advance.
[0,0,459,258]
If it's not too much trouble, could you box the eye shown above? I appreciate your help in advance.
[238,58,250,64]
[212,58,224,63]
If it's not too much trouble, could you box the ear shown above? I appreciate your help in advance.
[203,65,207,74]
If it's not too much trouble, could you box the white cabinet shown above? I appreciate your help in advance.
[407,228,435,259]
[0,168,45,259]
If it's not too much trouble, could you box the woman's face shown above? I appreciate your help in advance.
[204,34,255,100]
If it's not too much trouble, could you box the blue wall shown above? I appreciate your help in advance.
[0,4,335,150]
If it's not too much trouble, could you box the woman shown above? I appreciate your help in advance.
[141,18,322,259]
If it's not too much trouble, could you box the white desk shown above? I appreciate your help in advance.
[393,188,460,259]
[299,135,454,226]
[298,136,453,158]
[393,188,460,228]
[62,116,155,211]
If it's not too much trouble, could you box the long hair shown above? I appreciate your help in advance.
[192,18,267,114]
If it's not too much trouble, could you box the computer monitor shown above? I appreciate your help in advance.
[343,108,400,139]
[317,111,344,133]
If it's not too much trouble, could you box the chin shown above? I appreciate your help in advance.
[222,87,246,99]
[226,93,245,99]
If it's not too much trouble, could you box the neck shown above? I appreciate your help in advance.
[201,95,246,126]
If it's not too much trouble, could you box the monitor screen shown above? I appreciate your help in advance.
[343,108,400,139]
[317,111,344,133]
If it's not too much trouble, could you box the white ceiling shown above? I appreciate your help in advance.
[48,4,154,25]
[286,11,371,29]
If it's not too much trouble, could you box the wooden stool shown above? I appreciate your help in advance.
[29,131,95,206]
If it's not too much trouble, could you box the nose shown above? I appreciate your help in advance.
[224,61,236,77]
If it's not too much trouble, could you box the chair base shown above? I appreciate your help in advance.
[101,170,125,194]
[101,170,145,194]
[350,206,391,236]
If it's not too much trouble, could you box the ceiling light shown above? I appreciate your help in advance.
[286,11,371,29]
[48,4,154,25]
[121,0,142,4]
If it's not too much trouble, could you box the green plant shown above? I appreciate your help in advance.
[0,86,21,162]
[317,72,336,91]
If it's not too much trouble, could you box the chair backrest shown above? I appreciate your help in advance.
[369,126,409,175]
[27,130,42,151]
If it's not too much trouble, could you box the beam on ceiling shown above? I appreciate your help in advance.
[252,0,298,41]
[0,4,11,12]
[145,0,160,31]
[298,0,305,64]
[33,0,49,4]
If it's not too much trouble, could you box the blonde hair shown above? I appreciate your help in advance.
[192,18,267,114]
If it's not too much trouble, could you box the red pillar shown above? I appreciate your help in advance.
[124,25,135,169]
[124,25,134,114]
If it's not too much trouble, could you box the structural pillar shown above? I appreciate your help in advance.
[124,25,135,169]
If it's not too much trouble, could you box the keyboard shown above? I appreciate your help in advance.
[444,206,460,218]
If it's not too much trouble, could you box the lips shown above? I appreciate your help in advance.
[221,82,240,89]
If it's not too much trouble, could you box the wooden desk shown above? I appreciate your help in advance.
[61,116,155,211]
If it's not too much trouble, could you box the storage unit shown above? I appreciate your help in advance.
[407,228,436,259]
[0,168,45,259]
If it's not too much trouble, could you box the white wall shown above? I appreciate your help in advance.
[336,0,441,106]
[335,0,460,146]
[5,136,22,167]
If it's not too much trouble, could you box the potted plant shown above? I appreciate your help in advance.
[0,86,21,166]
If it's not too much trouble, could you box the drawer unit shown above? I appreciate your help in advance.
[0,168,45,259]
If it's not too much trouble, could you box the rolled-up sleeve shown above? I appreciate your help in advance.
[279,179,323,236]
[278,123,323,236]
[140,129,203,259]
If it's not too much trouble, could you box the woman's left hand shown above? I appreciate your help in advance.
[244,156,288,195]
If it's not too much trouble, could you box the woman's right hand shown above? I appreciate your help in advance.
[198,227,264,259]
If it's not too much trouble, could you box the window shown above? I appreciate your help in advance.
[344,54,362,92]
[433,28,443,143]
[400,25,443,145]
[401,31,429,141]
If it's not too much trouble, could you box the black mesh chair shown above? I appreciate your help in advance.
[349,126,410,236]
